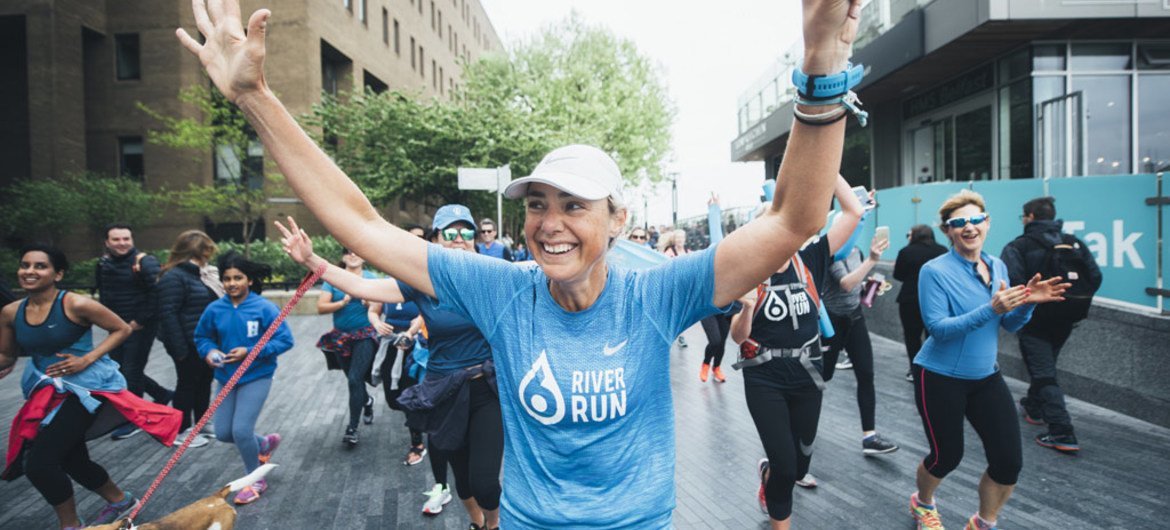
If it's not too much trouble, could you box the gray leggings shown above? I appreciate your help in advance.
[214,377,273,473]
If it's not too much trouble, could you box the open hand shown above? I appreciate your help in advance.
[373,321,395,336]
[801,0,863,74]
[275,217,316,265]
[45,353,93,378]
[990,281,1029,314]
[1024,273,1071,305]
[176,0,272,103]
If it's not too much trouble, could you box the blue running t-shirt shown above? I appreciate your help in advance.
[427,243,726,529]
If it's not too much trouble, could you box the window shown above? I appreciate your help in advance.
[430,1,435,30]
[998,79,1033,179]
[1137,43,1170,71]
[418,0,423,15]
[432,59,437,88]
[1138,75,1170,172]
[438,10,443,37]
[411,37,416,69]
[364,70,388,94]
[215,140,264,189]
[439,66,444,94]
[1033,44,1065,71]
[115,34,140,80]
[449,26,453,51]
[420,47,425,78]
[321,41,352,96]
[1070,43,1131,71]
[118,137,144,179]
[359,0,367,24]
[394,19,400,55]
[382,8,388,44]
[344,0,352,12]
[1073,75,1131,175]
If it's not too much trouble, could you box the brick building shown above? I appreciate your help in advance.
[0,0,502,252]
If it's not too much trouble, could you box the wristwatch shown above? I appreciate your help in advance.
[791,63,865,99]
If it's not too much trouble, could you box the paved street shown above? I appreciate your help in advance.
[2,314,1168,529]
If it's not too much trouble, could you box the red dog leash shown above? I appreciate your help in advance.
[126,264,325,524]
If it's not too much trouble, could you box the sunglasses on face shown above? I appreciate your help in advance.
[630,234,647,241]
[481,228,495,234]
[945,214,988,229]
[441,228,477,242]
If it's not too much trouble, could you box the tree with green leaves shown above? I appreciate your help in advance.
[140,85,274,257]
[0,173,161,246]
[305,12,674,230]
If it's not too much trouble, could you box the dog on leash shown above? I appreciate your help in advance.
[85,464,276,530]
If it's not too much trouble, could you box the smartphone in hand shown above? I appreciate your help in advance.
[851,186,875,211]
[874,226,890,245]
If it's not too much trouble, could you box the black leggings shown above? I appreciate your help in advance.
[821,311,877,431]
[912,368,1022,485]
[743,362,823,521]
[337,338,376,430]
[899,302,929,368]
[25,395,111,506]
[171,350,214,432]
[700,313,732,367]
[433,378,503,511]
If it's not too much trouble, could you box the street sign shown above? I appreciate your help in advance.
[458,167,499,191]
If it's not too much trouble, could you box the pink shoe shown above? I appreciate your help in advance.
[234,479,268,505]
[259,433,281,464]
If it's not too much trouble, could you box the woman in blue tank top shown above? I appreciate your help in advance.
[0,244,176,529]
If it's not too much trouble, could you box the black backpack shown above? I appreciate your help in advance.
[1028,233,1098,323]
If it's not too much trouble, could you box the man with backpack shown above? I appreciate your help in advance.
[1001,197,1102,454]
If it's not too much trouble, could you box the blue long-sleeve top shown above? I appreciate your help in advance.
[195,292,294,385]
[914,249,1034,379]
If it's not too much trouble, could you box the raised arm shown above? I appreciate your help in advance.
[278,218,408,306]
[177,0,432,297]
[713,0,863,307]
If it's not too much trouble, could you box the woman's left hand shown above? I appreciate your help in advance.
[1024,273,1072,305]
[44,353,94,377]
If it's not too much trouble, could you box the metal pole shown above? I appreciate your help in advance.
[671,174,678,226]
[496,167,503,241]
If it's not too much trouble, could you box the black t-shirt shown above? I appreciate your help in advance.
[748,237,831,349]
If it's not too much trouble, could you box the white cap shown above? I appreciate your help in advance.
[503,144,624,203]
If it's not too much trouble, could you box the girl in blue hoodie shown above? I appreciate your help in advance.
[194,252,294,505]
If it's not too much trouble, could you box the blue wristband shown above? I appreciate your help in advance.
[791,62,865,99]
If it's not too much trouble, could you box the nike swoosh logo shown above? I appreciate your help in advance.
[603,340,628,356]
[47,324,57,329]
[799,439,815,456]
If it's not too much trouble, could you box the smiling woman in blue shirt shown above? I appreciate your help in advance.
[181,1,874,527]
[908,190,1069,530]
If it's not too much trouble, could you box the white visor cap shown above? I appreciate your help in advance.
[503,144,624,203]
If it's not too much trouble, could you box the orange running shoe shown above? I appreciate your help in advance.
[712,366,726,383]
[699,363,710,382]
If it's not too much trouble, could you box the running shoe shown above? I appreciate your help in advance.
[699,363,710,382]
[172,430,210,448]
[259,433,282,463]
[362,396,375,425]
[906,371,914,383]
[1019,397,1045,425]
[1035,432,1080,454]
[110,424,141,440]
[835,355,853,370]
[794,473,818,489]
[910,492,944,530]
[91,493,138,525]
[343,427,358,447]
[756,458,769,514]
[233,479,268,505]
[711,366,726,383]
[862,434,900,455]
[965,514,997,529]
[422,483,452,515]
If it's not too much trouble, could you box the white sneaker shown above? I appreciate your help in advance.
[795,473,818,489]
[421,483,452,515]
[172,430,210,448]
[835,355,853,370]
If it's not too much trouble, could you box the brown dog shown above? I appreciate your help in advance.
[84,464,275,530]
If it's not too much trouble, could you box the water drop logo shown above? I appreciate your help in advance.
[518,351,565,425]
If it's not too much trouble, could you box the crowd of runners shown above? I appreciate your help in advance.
[0,1,1108,529]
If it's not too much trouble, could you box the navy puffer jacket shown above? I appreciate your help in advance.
[156,262,218,360]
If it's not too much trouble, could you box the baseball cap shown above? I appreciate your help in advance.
[503,145,624,203]
[431,204,477,230]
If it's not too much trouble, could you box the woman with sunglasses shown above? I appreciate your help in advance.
[279,205,501,528]
[182,0,864,526]
[908,190,1068,530]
